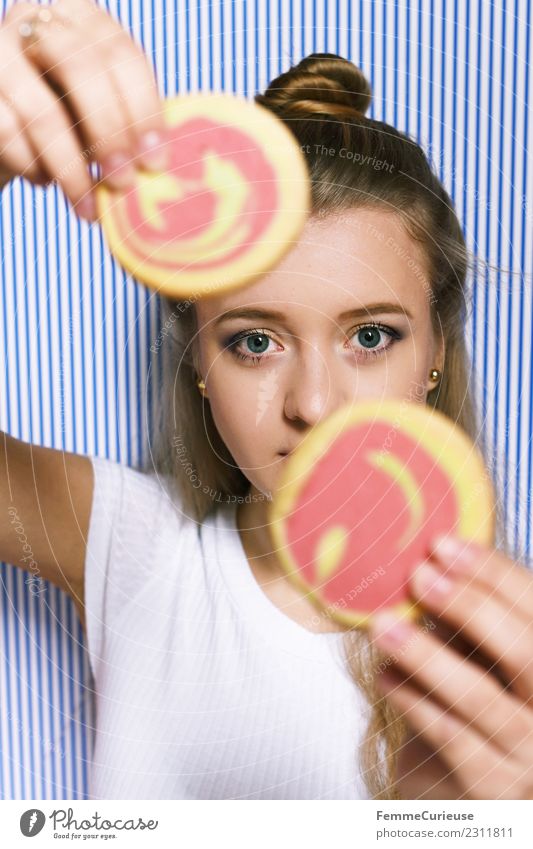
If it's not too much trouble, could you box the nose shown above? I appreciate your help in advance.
[283,345,346,427]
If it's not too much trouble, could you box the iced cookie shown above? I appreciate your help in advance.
[268,400,495,629]
[95,93,311,299]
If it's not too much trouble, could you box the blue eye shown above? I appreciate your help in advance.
[225,323,401,366]
[225,329,277,365]
[351,324,400,355]
[242,333,270,355]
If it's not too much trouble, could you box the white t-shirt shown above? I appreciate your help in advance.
[84,456,372,800]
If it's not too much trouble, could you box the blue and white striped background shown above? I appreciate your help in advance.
[0,0,531,800]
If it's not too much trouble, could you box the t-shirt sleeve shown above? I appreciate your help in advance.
[83,455,188,684]
[84,456,121,683]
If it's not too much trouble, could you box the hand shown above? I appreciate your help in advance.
[0,0,169,218]
[368,535,533,800]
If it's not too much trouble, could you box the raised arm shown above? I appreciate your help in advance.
[0,0,170,626]
[0,432,93,623]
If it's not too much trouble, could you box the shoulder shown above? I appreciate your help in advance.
[89,455,190,532]
[86,455,198,594]
[84,456,199,679]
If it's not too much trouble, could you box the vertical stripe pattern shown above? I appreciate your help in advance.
[0,0,531,799]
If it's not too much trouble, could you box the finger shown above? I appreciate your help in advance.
[84,15,169,170]
[429,534,533,623]
[0,90,46,184]
[421,611,512,693]
[0,46,95,213]
[370,611,533,758]
[375,669,533,799]
[409,559,533,701]
[20,3,168,187]
[68,0,169,162]
[16,10,136,189]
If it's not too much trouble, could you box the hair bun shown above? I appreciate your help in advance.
[256,52,372,120]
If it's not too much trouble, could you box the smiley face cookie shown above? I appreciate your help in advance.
[96,94,311,299]
[269,400,495,629]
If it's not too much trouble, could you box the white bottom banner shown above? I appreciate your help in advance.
[1,799,532,847]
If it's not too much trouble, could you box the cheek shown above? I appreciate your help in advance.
[391,331,433,386]
[207,354,279,428]
[200,346,277,464]
[207,383,271,458]
[206,384,282,490]
[352,335,432,402]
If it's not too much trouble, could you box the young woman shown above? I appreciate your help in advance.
[1,0,532,801]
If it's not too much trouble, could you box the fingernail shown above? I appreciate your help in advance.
[76,193,96,221]
[410,560,454,599]
[430,534,479,570]
[370,612,415,647]
[137,130,170,171]
[100,153,136,188]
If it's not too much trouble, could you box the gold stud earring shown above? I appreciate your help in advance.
[429,368,440,382]
[197,377,207,395]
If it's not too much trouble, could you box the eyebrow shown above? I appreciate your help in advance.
[213,302,413,326]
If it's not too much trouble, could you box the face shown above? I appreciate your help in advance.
[193,207,444,503]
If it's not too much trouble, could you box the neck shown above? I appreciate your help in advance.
[236,485,283,573]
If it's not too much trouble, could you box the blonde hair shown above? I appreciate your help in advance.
[150,53,502,799]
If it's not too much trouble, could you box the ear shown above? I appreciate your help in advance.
[427,332,445,393]
[192,346,201,376]
[434,333,445,372]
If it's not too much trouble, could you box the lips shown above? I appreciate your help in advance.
[279,446,297,455]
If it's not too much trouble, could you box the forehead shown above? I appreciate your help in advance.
[195,207,431,324]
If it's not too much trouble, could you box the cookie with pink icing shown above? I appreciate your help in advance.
[268,400,495,629]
